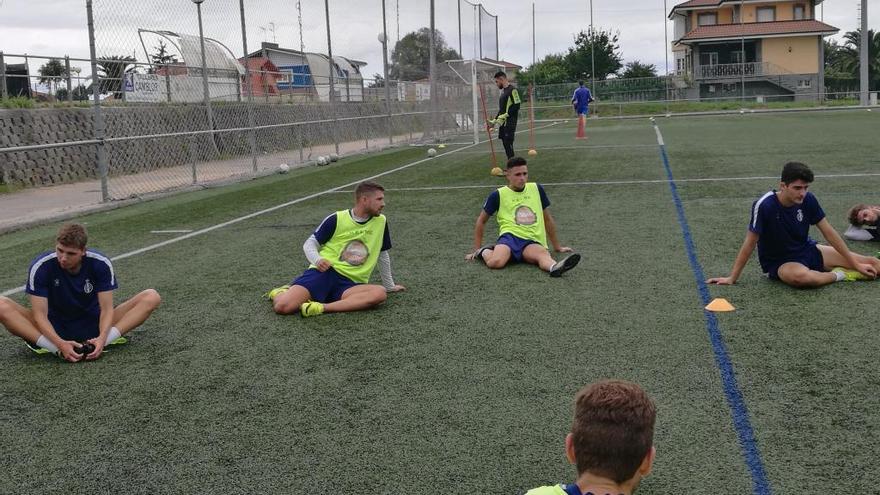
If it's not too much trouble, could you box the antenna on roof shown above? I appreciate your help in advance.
[297,0,305,52]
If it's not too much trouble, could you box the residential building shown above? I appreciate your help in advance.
[669,0,838,100]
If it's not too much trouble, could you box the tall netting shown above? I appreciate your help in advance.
[478,5,498,61]
[85,0,476,200]
[458,0,479,61]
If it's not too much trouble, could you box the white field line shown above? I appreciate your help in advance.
[150,230,194,234]
[327,172,880,194]
[1,122,559,297]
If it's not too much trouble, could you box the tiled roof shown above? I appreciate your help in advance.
[674,0,720,8]
[679,20,838,41]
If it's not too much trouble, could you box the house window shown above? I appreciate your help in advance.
[797,79,812,89]
[698,12,717,26]
[731,50,744,64]
[700,52,719,66]
[793,4,806,20]
[733,5,741,23]
[756,7,775,22]
[676,58,686,73]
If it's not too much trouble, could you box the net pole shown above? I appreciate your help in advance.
[471,4,479,145]
[239,0,258,172]
[528,83,535,151]
[86,0,109,202]
[860,0,869,106]
[478,84,498,170]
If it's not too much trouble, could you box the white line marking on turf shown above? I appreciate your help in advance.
[455,144,657,153]
[327,172,880,194]
[654,126,665,146]
[1,122,559,297]
[150,230,194,234]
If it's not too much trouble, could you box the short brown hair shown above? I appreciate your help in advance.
[355,181,384,199]
[571,380,656,483]
[848,204,869,226]
[56,223,88,250]
[506,156,527,169]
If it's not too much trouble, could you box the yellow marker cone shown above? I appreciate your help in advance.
[705,298,735,312]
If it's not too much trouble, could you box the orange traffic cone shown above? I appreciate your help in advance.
[575,114,587,140]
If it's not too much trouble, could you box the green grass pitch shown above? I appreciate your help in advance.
[1,109,878,493]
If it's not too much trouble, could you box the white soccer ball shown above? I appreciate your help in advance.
[278,163,289,174]
[317,156,327,166]
[649,117,656,122]
[427,148,437,157]
[329,153,339,162]
[739,109,745,114]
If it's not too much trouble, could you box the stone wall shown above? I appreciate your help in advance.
[0,100,448,188]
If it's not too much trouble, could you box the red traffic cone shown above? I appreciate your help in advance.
[575,114,587,140]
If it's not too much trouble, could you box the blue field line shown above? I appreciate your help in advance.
[653,124,772,495]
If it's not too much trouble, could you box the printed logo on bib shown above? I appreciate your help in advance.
[54,279,60,287]
[797,209,804,222]
[340,240,369,266]
[83,279,94,294]
[515,205,537,226]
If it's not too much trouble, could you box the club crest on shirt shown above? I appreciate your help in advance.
[797,209,804,222]
[340,240,369,266]
[54,279,60,287]
[83,279,94,294]
[515,205,537,226]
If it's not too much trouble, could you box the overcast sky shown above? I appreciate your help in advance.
[0,0,874,82]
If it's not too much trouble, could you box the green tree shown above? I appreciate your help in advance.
[390,28,460,81]
[71,85,91,101]
[148,40,178,74]
[96,55,137,99]
[38,58,67,97]
[518,54,570,85]
[564,28,623,81]
[367,73,385,88]
[621,61,658,79]
[834,29,880,90]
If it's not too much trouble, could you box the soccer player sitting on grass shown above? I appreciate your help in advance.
[266,181,405,317]
[465,156,580,277]
[843,204,880,241]
[525,380,656,495]
[707,162,880,288]
[0,223,161,362]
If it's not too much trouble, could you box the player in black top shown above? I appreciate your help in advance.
[490,71,521,159]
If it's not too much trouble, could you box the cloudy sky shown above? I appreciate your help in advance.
[0,0,873,82]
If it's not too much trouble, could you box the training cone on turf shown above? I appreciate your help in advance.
[705,298,735,312]
[491,167,505,177]
[575,115,587,140]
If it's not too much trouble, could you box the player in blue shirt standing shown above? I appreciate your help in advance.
[0,223,161,362]
[707,162,880,288]
[571,80,593,117]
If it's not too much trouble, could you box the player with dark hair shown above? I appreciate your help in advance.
[524,380,657,495]
[489,71,521,159]
[571,80,593,116]
[843,203,880,241]
[266,181,405,317]
[466,157,580,277]
[707,162,880,288]
[0,223,161,362]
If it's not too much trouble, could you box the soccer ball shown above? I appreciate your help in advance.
[528,149,537,157]
[317,156,327,166]
[427,148,437,157]
[278,163,289,174]
[739,109,745,114]
[649,117,656,123]
[329,153,339,162]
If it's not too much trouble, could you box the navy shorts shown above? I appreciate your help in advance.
[292,268,360,303]
[49,313,100,342]
[576,105,589,116]
[763,245,825,281]
[497,233,539,263]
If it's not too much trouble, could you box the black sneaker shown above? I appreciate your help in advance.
[549,253,581,277]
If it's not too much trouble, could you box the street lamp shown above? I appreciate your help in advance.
[191,0,215,139]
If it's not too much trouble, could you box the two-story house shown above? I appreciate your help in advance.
[669,0,838,101]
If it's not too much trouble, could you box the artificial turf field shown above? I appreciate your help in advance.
[1,109,879,494]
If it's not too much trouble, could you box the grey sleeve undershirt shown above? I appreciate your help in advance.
[304,235,396,290]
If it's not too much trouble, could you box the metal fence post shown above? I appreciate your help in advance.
[239,0,258,173]
[0,52,7,100]
[64,56,73,103]
[86,1,109,202]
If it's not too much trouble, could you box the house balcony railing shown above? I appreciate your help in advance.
[695,61,778,80]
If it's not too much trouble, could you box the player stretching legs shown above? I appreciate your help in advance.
[466,156,580,277]
[707,162,880,288]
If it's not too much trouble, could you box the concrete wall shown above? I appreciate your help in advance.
[763,36,819,73]
[0,100,437,188]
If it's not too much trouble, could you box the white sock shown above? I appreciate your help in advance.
[36,335,59,353]
[106,327,122,343]
[834,270,846,282]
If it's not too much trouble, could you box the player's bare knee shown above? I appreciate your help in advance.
[0,296,12,320]
[143,289,161,309]
[370,287,388,305]
[273,299,297,315]
[486,257,506,269]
